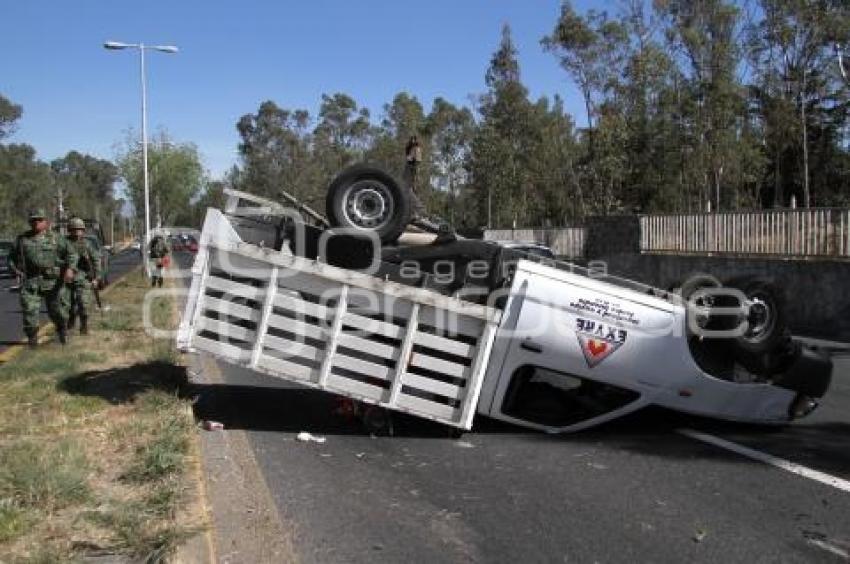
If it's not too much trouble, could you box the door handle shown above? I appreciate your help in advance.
[520,340,543,353]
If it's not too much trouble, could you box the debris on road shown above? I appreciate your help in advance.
[693,529,708,543]
[296,431,327,444]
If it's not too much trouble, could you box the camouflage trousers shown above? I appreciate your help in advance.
[70,280,95,320]
[20,277,70,333]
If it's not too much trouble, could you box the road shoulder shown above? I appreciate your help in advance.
[188,352,296,563]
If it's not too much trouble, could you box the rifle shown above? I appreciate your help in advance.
[81,245,103,312]
[13,236,26,291]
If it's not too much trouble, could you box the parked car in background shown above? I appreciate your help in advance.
[0,239,14,278]
[168,235,184,252]
[186,235,199,253]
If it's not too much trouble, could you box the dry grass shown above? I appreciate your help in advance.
[0,269,201,562]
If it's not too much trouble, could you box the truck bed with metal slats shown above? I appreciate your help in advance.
[177,205,501,429]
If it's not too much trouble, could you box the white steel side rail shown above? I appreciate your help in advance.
[178,235,502,429]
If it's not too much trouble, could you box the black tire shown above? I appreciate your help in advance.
[727,277,787,356]
[326,165,411,244]
[736,328,797,376]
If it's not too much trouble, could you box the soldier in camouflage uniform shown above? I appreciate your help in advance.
[148,234,169,288]
[66,217,102,335]
[8,209,77,346]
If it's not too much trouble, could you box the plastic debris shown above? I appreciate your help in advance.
[693,529,707,543]
[296,431,327,444]
[202,420,224,431]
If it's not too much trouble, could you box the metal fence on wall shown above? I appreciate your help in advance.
[483,228,585,258]
[640,208,850,258]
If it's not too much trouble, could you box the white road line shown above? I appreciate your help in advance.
[807,538,850,559]
[677,428,850,494]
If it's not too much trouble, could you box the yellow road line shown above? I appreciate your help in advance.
[0,263,142,364]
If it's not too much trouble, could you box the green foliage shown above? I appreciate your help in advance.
[0,498,29,543]
[219,1,845,226]
[123,412,191,483]
[0,93,127,237]
[115,129,206,228]
[236,100,313,201]
[51,150,119,223]
[84,497,193,560]
[0,439,90,510]
[0,143,54,236]
[0,94,23,140]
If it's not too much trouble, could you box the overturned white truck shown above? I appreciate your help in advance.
[177,166,832,433]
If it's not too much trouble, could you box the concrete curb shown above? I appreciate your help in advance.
[188,353,296,563]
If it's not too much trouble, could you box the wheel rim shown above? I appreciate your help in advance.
[342,180,394,230]
[745,295,774,342]
[691,291,715,328]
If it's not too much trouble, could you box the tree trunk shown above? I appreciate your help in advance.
[800,73,810,208]
[773,148,782,207]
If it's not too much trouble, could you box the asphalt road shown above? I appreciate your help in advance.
[184,260,850,564]
[0,247,141,353]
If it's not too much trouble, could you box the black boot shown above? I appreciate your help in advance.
[79,316,88,336]
[68,313,76,330]
[151,276,158,288]
[57,324,68,345]
[26,330,38,348]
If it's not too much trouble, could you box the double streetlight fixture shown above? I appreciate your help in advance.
[103,40,178,264]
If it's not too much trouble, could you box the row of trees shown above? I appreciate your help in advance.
[0,94,122,236]
[232,0,850,228]
[0,92,208,237]
[3,1,849,234]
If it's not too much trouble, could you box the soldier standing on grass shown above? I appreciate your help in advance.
[148,234,169,288]
[66,217,101,335]
[8,209,77,346]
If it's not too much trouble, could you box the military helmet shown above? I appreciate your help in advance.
[28,208,47,220]
[69,217,86,230]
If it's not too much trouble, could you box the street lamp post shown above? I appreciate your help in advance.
[104,40,178,270]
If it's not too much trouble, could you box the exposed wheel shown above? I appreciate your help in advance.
[326,165,411,244]
[728,278,786,356]
[673,273,722,334]
[736,328,797,376]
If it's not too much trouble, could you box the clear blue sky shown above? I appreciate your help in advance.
[1,1,599,180]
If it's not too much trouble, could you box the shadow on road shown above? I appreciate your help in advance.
[187,379,850,462]
[57,361,850,478]
[189,382,510,438]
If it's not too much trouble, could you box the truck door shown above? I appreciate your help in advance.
[480,261,680,433]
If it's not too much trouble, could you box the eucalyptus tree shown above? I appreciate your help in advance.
[470,24,537,227]
[236,100,312,201]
